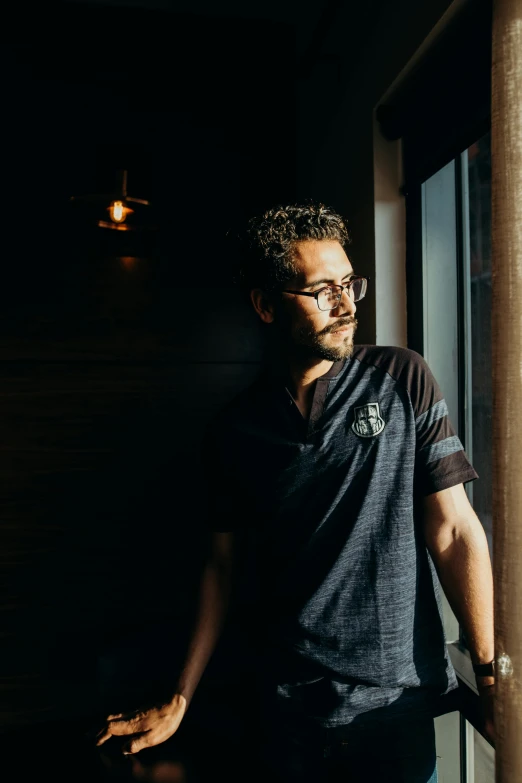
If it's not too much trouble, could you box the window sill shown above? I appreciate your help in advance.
[448,640,479,695]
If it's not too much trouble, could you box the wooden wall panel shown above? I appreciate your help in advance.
[0,358,263,726]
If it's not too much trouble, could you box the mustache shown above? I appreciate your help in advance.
[321,317,358,335]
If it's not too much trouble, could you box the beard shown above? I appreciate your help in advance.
[292,316,358,361]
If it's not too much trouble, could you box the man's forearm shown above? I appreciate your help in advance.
[423,486,495,678]
[433,516,494,668]
[175,550,234,706]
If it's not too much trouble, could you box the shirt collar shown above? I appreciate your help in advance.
[262,356,347,388]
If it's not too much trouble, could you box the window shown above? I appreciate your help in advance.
[466,130,492,560]
[407,126,494,783]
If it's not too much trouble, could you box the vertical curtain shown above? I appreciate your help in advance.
[491,0,522,780]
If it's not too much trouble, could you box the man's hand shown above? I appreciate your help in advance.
[94,693,188,755]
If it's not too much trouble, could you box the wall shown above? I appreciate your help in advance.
[1,1,295,728]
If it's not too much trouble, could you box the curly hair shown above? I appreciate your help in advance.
[232,201,350,295]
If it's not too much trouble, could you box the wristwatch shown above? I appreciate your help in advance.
[473,660,495,677]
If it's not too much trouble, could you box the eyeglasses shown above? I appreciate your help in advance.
[282,276,368,311]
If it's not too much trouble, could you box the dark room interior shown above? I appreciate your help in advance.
[1,0,516,781]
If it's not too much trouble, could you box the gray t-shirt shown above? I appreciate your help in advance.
[203,345,478,727]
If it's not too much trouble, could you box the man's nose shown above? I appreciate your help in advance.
[332,287,356,316]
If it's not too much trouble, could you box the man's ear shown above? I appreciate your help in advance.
[250,288,275,324]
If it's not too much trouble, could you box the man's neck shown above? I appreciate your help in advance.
[287,358,334,397]
[286,358,334,419]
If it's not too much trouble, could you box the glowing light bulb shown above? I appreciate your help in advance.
[110,200,126,223]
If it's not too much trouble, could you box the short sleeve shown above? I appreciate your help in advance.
[411,354,479,495]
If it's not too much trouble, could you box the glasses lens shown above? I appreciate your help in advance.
[317,280,367,309]
[351,278,366,302]
[318,286,342,310]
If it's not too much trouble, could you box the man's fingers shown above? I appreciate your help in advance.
[95,729,113,747]
[100,718,146,738]
[105,710,140,721]
[122,733,153,755]
[94,717,146,746]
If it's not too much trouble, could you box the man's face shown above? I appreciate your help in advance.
[272,239,358,361]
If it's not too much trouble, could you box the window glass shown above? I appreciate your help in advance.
[474,724,495,782]
[467,130,492,560]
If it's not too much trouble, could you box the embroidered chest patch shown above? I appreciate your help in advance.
[351,402,386,438]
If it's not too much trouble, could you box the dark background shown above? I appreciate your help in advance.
[2,0,298,733]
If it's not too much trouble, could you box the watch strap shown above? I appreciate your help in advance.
[473,661,495,677]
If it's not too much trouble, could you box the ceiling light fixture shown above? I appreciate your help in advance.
[70,169,151,231]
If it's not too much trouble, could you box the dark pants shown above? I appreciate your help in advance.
[255,714,438,783]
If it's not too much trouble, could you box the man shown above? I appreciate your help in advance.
[94,202,495,782]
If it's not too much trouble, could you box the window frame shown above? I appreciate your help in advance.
[404,127,494,760]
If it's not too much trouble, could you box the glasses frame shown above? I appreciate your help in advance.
[281,276,369,311]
